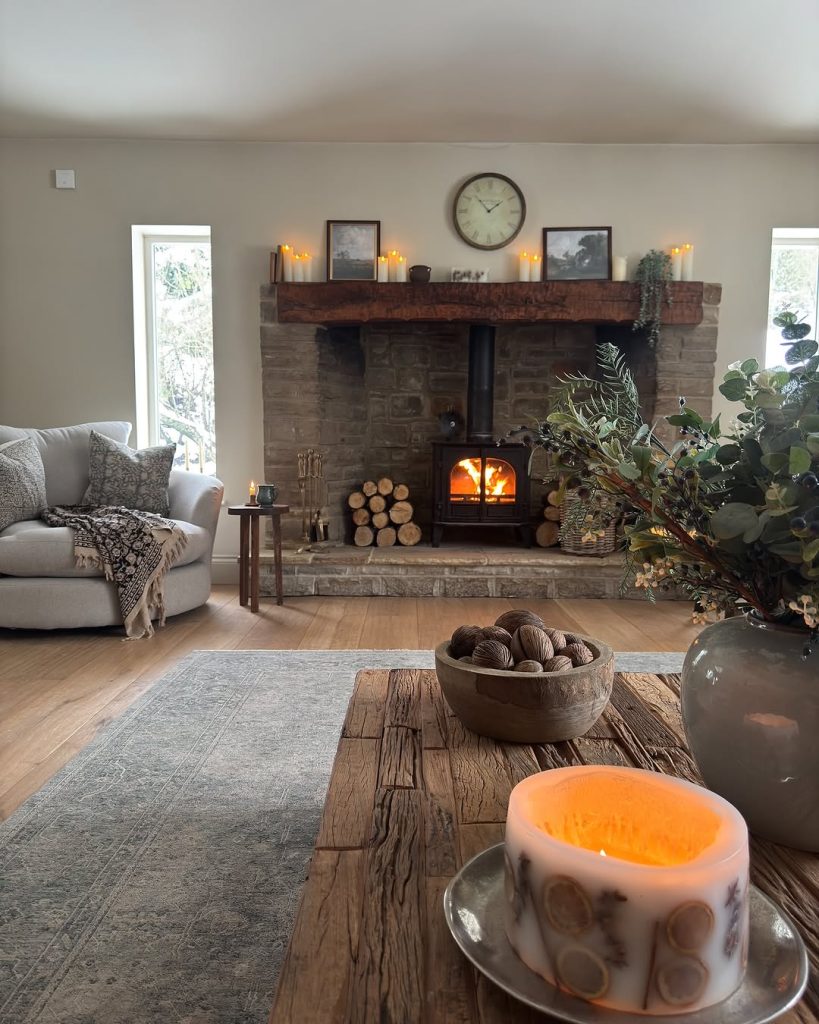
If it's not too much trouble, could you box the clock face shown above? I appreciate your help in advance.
[453,173,526,250]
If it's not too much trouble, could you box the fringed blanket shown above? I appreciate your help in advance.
[42,506,188,639]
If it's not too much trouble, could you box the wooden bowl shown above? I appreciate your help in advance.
[434,634,614,743]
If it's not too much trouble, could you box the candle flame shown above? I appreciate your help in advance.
[520,251,529,258]
[599,849,607,857]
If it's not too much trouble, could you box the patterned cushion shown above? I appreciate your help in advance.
[82,431,175,516]
[0,421,132,506]
[0,437,47,533]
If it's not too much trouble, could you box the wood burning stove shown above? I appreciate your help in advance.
[431,441,531,546]
[431,324,531,546]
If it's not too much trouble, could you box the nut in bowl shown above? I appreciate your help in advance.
[435,612,614,743]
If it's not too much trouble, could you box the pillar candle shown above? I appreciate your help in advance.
[248,480,257,504]
[395,256,408,283]
[300,253,312,282]
[518,252,530,282]
[280,244,293,282]
[388,250,400,282]
[612,255,628,281]
[292,253,304,282]
[529,253,542,281]
[670,247,683,281]
[504,766,749,1015]
[377,256,389,283]
[681,244,695,281]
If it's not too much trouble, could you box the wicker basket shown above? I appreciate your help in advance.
[560,489,617,556]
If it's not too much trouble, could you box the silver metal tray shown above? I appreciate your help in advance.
[444,843,809,1024]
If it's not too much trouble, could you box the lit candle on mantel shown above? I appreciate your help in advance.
[280,244,293,282]
[612,255,628,281]
[388,250,400,282]
[670,246,683,281]
[292,253,304,283]
[518,252,531,282]
[395,255,408,283]
[529,253,542,281]
[504,766,749,1014]
[681,243,695,281]
[300,253,312,282]
[377,255,389,283]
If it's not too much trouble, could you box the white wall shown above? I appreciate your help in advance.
[1,140,817,562]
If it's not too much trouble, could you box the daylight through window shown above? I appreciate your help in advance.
[132,227,215,473]
[765,228,819,368]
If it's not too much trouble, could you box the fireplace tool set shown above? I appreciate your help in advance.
[297,449,326,543]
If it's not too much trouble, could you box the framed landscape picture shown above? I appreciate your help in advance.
[542,226,612,281]
[326,220,380,281]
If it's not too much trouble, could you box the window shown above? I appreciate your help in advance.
[765,228,819,367]
[132,226,216,473]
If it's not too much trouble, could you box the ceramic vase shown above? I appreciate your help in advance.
[681,614,819,851]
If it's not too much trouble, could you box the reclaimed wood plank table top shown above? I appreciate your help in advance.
[269,670,818,1024]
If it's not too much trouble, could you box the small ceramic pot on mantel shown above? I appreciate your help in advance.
[682,614,819,852]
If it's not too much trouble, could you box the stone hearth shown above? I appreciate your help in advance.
[258,543,658,599]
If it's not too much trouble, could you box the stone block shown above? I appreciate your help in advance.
[441,577,492,597]
[381,576,439,597]
[388,394,425,420]
[391,345,431,368]
[366,367,397,389]
[702,284,722,305]
[396,366,428,391]
[494,577,556,599]
[428,372,466,393]
[317,575,384,596]
[432,346,465,370]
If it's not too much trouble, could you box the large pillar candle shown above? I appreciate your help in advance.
[504,766,749,1015]
[280,244,293,282]
[612,255,628,281]
[681,244,695,281]
[518,252,530,282]
[670,247,683,281]
[377,256,389,282]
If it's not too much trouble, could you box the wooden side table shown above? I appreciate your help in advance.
[227,504,289,611]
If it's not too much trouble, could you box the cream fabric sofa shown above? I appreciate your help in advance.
[0,421,223,630]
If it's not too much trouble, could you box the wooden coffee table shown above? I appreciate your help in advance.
[269,670,817,1023]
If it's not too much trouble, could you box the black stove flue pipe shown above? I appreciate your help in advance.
[466,325,495,442]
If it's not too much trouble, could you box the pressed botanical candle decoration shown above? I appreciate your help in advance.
[504,766,749,1014]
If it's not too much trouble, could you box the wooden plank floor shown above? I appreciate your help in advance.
[0,589,701,820]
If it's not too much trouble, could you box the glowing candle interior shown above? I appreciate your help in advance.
[505,766,749,1015]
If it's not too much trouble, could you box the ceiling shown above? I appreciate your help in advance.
[1,0,818,144]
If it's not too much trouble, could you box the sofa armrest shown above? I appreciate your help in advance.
[168,470,224,539]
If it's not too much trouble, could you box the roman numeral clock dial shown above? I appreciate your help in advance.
[452,172,526,251]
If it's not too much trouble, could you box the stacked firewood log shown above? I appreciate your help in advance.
[535,485,562,548]
[347,477,422,547]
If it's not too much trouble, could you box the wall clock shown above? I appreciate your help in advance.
[452,172,526,250]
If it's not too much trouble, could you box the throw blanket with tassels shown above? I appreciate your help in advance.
[41,506,188,639]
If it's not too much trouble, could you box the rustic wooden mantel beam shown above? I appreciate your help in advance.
[273,281,705,326]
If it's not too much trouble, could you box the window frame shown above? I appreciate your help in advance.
[765,228,819,368]
[131,225,213,455]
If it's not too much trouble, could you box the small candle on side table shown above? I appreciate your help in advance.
[247,480,258,506]
[504,765,749,1014]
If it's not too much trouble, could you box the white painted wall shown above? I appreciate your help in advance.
[1,140,817,563]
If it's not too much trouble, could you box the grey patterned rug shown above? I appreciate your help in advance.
[0,648,684,1024]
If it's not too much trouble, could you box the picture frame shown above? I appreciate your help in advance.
[326,220,381,282]
[542,227,612,281]
[450,268,489,283]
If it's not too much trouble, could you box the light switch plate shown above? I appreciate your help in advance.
[55,169,76,189]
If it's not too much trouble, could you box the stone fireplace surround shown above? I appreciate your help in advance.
[259,282,720,596]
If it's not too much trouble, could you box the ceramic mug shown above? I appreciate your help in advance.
[257,483,278,506]
[409,265,431,283]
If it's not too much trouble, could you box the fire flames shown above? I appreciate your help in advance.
[450,458,516,503]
